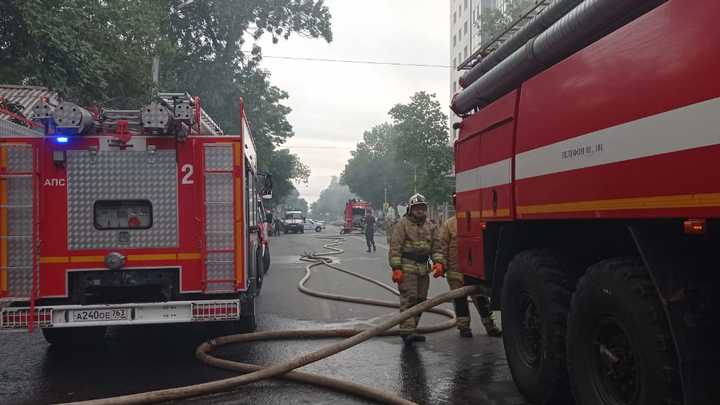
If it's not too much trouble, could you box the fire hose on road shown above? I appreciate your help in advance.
[67,236,490,405]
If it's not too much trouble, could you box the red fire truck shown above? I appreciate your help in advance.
[341,199,370,234]
[452,1,718,404]
[0,90,271,345]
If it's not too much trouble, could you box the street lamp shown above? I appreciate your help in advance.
[403,160,418,194]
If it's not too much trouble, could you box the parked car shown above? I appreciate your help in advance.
[304,219,324,232]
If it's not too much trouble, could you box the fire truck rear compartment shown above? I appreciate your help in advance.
[70,268,179,305]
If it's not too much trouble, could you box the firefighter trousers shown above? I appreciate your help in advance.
[447,273,493,330]
[398,271,430,331]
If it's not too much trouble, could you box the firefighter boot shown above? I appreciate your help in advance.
[459,328,473,338]
[402,333,426,344]
[482,315,502,337]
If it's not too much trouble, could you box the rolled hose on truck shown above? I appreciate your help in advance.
[65,236,488,405]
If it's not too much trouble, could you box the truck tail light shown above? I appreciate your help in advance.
[683,219,706,235]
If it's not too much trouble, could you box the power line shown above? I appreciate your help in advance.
[244,52,450,69]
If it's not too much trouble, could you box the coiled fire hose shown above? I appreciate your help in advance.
[66,236,489,405]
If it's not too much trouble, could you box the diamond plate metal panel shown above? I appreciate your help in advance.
[204,145,233,171]
[205,282,235,292]
[7,237,32,267]
[206,232,233,250]
[4,145,33,172]
[7,207,32,236]
[6,176,32,206]
[206,252,234,281]
[67,150,178,250]
[8,266,32,297]
[205,173,233,203]
[205,204,233,233]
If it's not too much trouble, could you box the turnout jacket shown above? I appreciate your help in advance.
[439,216,463,283]
[389,216,443,274]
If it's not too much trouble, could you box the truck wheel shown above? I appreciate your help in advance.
[239,298,257,332]
[502,250,574,404]
[263,246,271,274]
[42,326,107,346]
[567,258,682,405]
[255,249,264,295]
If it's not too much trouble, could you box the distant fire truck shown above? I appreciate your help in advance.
[0,88,271,345]
[452,1,717,404]
[341,199,370,234]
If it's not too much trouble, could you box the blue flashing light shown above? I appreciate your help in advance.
[56,136,69,143]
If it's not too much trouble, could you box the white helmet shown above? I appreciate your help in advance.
[408,193,428,209]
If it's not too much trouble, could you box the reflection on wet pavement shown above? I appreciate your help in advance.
[0,229,526,405]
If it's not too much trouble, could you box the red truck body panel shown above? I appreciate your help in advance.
[455,0,720,278]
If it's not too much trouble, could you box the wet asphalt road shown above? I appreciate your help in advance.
[0,226,527,405]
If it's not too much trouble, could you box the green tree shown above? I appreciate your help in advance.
[0,0,331,205]
[342,92,453,209]
[341,123,411,209]
[389,92,453,204]
[478,7,507,44]
[0,0,164,104]
[475,0,538,46]
[310,176,356,221]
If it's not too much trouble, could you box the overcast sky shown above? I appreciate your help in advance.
[256,0,450,204]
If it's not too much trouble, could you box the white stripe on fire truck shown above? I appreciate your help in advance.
[456,96,720,193]
[455,158,511,193]
[516,96,720,180]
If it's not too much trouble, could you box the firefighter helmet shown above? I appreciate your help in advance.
[408,193,428,209]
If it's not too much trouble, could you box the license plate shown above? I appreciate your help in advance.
[71,308,130,322]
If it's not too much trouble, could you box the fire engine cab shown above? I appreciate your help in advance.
[452,1,718,404]
[0,89,271,345]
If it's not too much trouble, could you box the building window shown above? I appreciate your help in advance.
[464,0,468,10]
[453,58,456,68]
[453,12,457,24]
[458,29,462,41]
[459,5,462,17]
[464,46,468,59]
[453,35,456,47]
[464,21,468,35]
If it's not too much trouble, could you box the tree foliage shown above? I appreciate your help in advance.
[0,0,332,205]
[309,176,356,220]
[341,92,453,209]
[476,0,537,45]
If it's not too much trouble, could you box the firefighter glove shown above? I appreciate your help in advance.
[392,269,404,284]
[432,263,445,278]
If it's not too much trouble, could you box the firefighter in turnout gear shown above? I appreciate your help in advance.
[434,194,501,338]
[389,193,443,344]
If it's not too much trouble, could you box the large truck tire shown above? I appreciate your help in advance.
[263,245,271,274]
[255,248,264,295]
[42,326,107,346]
[239,298,257,332]
[567,258,682,405]
[502,250,574,405]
